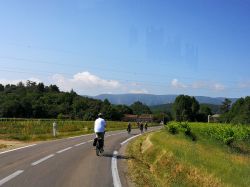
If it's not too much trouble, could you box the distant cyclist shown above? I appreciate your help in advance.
[93,113,106,151]
[140,122,144,134]
[127,122,131,134]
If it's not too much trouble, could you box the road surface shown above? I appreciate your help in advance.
[0,127,161,187]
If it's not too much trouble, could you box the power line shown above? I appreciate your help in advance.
[0,55,242,84]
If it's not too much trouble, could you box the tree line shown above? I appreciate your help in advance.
[0,81,152,121]
[172,95,250,125]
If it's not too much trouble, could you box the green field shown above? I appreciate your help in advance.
[0,118,158,141]
[127,122,250,187]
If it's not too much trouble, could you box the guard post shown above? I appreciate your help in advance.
[53,121,57,137]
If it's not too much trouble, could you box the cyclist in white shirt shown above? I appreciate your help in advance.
[93,113,106,149]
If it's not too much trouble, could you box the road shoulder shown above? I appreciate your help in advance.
[0,140,35,152]
[117,140,136,187]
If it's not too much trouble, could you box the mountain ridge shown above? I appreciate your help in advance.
[92,94,238,106]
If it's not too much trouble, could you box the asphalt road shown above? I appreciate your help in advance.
[0,127,161,187]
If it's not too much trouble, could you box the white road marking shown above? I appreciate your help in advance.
[87,140,93,143]
[0,144,37,155]
[74,142,86,147]
[0,170,24,186]
[56,147,72,154]
[120,134,141,146]
[31,154,55,166]
[112,150,122,187]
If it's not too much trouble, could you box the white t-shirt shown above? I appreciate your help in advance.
[94,117,106,133]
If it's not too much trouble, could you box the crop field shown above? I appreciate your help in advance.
[127,122,250,187]
[0,118,157,141]
[168,122,250,151]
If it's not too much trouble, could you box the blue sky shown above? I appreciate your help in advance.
[0,0,250,97]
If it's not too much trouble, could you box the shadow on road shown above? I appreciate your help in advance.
[102,152,134,160]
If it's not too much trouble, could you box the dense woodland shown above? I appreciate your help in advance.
[0,81,151,121]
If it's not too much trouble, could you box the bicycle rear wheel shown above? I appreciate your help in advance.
[96,141,100,156]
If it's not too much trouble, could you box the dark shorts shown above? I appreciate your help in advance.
[96,132,105,139]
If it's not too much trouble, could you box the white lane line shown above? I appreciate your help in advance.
[31,154,55,166]
[0,170,24,186]
[0,144,37,155]
[56,147,72,154]
[74,142,86,147]
[111,151,122,187]
[87,140,93,143]
[120,134,142,146]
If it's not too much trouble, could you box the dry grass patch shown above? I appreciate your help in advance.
[0,139,33,151]
[141,134,153,153]
[0,144,7,149]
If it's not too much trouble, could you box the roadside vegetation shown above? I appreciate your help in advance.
[0,119,159,141]
[127,122,250,187]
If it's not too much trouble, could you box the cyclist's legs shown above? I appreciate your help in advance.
[96,132,105,148]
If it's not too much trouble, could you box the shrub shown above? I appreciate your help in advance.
[183,124,197,141]
[224,137,234,145]
[168,124,179,134]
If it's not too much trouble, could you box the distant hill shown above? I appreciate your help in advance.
[150,103,221,114]
[150,104,173,113]
[93,94,238,106]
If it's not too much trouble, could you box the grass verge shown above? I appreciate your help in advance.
[126,127,250,187]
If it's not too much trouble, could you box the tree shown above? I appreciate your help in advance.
[0,84,4,92]
[114,105,133,115]
[49,85,60,92]
[200,105,212,116]
[173,95,200,122]
[130,101,152,115]
[37,83,45,92]
[220,98,232,114]
[197,105,212,122]
[221,97,250,124]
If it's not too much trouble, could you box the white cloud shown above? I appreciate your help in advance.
[171,79,225,92]
[238,81,250,88]
[129,89,148,94]
[212,83,225,91]
[171,79,187,89]
[52,71,121,94]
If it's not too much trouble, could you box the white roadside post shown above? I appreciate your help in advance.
[53,121,57,137]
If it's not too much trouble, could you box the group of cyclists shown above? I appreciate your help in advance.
[127,121,148,134]
[93,113,149,155]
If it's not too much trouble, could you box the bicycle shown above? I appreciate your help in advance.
[127,127,131,134]
[95,135,104,156]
